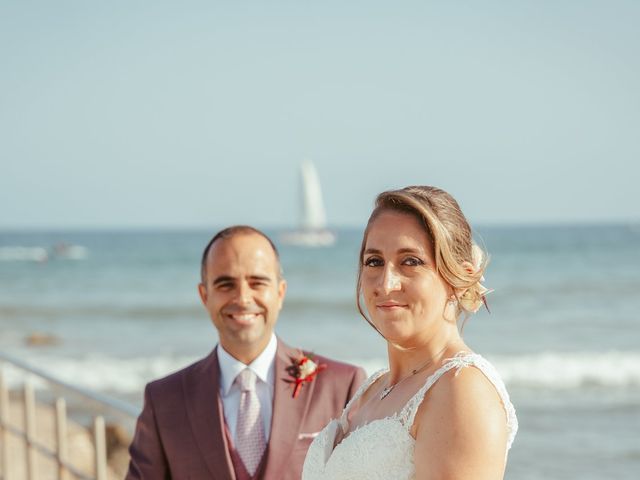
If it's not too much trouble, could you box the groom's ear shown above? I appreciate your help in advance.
[198,282,208,305]
[277,279,287,306]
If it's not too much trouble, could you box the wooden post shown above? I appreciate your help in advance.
[55,397,68,480]
[94,416,107,480]
[24,381,38,480]
[0,368,10,480]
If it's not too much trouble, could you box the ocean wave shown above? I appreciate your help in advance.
[0,305,203,320]
[2,351,639,394]
[353,352,640,390]
[0,245,88,262]
[2,354,201,394]
[0,298,355,320]
[489,351,640,389]
[0,246,49,262]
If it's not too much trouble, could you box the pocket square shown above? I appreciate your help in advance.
[298,432,320,440]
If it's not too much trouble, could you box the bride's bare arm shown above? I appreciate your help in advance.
[413,367,508,480]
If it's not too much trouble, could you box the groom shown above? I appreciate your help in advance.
[126,226,366,480]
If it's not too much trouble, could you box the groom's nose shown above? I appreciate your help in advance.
[235,280,253,305]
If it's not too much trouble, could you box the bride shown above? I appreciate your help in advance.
[303,186,517,480]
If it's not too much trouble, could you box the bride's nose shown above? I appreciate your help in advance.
[379,265,401,295]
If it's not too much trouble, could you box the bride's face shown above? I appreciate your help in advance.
[360,210,451,346]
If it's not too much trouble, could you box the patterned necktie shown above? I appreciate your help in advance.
[235,368,267,476]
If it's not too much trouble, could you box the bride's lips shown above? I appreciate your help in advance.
[376,301,407,310]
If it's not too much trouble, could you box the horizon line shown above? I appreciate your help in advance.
[1,218,639,233]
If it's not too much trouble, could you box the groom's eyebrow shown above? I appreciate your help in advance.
[213,275,236,285]
[248,275,271,283]
[212,274,272,285]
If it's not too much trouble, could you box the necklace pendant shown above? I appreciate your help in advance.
[380,385,393,400]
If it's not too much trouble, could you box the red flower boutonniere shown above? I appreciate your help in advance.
[284,353,327,398]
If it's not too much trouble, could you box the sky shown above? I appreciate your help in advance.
[1,0,638,229]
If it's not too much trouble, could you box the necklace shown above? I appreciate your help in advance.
[379,345,449,400]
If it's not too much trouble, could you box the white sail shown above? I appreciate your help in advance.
[300,159,327,230]
[281,160,336,247]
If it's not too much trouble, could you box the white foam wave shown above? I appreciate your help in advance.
[2,354,199,393]
[0,246,48,262]
[3,351,639,394]
[351,352,640,389]
[488,351,640,389]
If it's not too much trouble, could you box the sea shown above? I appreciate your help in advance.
[1,224,639,479]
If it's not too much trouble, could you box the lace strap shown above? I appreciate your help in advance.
[398,352,518,451]
[396,352,470,427]
[338,368,388,433]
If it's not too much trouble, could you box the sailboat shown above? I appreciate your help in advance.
[281,160,336,247]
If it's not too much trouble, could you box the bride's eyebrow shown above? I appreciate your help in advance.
[397,248,422,254]
[364,247,423,255]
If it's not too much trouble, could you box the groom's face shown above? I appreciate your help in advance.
[198,233,287,363]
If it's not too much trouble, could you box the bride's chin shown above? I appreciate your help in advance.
[375,326,414,347]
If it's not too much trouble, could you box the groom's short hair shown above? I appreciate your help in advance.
[200,225,282,283]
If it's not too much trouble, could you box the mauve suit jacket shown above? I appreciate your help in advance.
[126,338,366,480]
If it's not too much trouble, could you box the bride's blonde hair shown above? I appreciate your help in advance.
[356,186,489,336]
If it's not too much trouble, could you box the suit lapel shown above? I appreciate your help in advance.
[183,348,235,480]
[262,339,315,479]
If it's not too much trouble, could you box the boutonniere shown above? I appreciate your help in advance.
[284,353,327,398]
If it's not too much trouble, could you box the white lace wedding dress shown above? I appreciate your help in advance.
[302,352,518,480]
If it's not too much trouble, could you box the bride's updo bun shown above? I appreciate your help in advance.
[357,185,490,324]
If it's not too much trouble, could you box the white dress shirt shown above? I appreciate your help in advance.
[217,334,277,444]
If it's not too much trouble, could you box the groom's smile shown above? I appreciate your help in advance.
[224,309,264,327]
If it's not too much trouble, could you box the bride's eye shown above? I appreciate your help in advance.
[402,256,424,267]
[363,256,383,267]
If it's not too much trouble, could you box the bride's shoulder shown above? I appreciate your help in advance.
[415,356,509,445]
[433,359,505,408]
[412,359,510,478]
[430,353,504,407]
